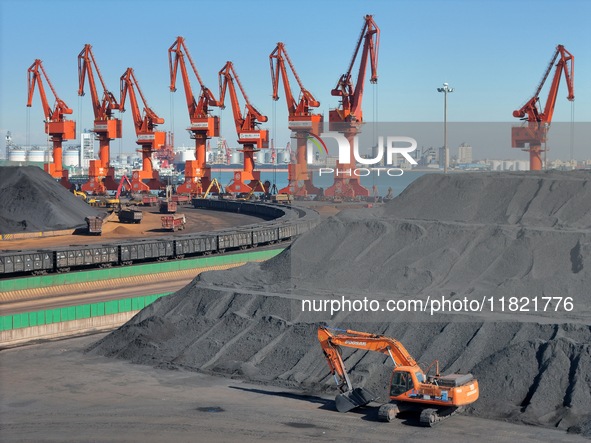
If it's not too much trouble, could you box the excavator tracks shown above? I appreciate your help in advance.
[419,406,461,427]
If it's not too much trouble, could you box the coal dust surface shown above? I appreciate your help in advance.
[0,166,102,234]
[89,171,591,437]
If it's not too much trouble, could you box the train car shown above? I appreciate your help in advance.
[250,225,280,246]
[54,245,118,272]
[217,230,253,252]
[119,239,174,265]
[0,250,54,276]
[0,201,319,279]
[173,233,218,258]
[278,223,299,241]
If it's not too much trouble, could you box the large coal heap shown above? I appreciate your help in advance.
[0,166,102,234]
[89,171,591,436]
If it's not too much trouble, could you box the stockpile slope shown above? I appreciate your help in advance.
[0,166,101,234]
[89,171,591,436]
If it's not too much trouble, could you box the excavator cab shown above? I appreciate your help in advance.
[390,371,412,397]
[390,368,425,397]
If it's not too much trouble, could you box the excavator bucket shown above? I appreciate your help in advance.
[335,387,376,413]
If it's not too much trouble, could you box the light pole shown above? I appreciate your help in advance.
[437,82,454,173]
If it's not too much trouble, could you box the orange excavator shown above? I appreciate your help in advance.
[120,67,166,192]
[270,42,322,197]
[512,45,574,171]
[318,326,479,426]
[169,36,221,196]
[325,15,379,199]
[26,59,76,189]
[78,44,122,194]
[218,61,270,195]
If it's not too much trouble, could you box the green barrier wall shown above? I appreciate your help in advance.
[0,293,170,331]
[0,248,283,292]
[0,248,285,333]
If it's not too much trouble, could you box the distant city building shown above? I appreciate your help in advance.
[80,132,94,169]
[457,143,473,164]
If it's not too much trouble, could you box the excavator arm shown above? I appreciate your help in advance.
[318,326,420,413]
[319,327,418,365]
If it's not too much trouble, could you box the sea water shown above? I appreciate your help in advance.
[207,169,430,198]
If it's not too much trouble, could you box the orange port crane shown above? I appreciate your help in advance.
[26,59,76,189]
[325,14,379,199]
[512,45,574,171]
[270,42,323,197]
[120,67,166,192]
[169,36,220,195]
[78,44,122,194]
[218,61,269,194]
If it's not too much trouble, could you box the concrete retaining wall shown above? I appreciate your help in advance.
[1,311,139,348]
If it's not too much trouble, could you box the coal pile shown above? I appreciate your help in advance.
[89,171,591,436]
[0,166,102,234]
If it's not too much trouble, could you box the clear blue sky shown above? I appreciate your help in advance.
[1,0,589,158]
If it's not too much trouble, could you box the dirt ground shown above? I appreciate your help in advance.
[0,334,587,443]
[0,207,266,251]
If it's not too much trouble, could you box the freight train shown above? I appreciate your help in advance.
[0,200,319,279]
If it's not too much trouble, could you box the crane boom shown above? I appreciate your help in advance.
[218,61,269,194]
[168,36,220,195]
[77,44,122,193]
[330,14,379,123]
[120,68,166,192]
[512,45,574,171]
[270,42,323,197]
[26,59,76,188]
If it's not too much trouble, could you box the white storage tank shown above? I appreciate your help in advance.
[280,150,291,163]
[28,149,47,163]
[63,149,80,167]
[231,151,241,165]
[256,150,266,164]
[174,149,195,164]
[8,149,27,162]
[516,160,529,171]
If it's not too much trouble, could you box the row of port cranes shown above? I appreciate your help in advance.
[26,15,574,197]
